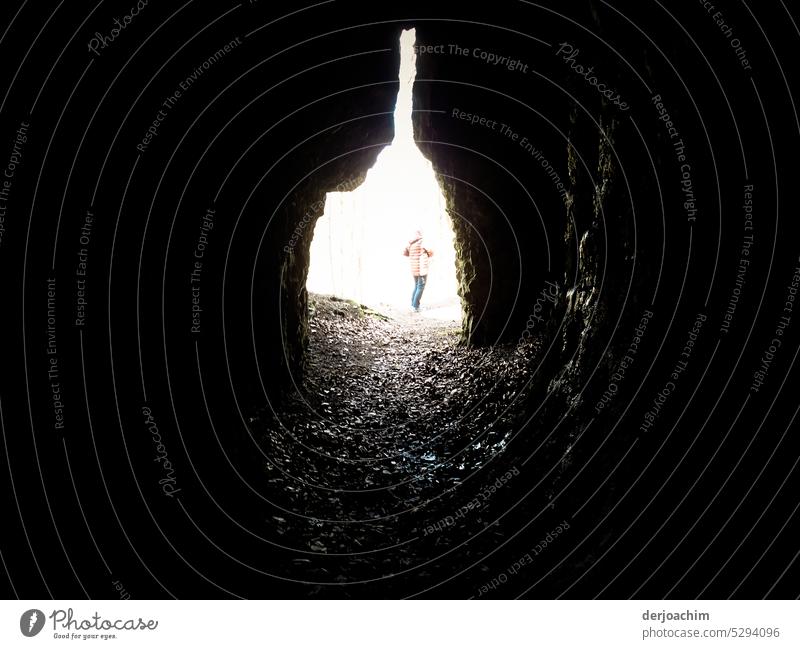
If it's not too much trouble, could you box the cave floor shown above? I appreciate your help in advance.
[250,293,546,595]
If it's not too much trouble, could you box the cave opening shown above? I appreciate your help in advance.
[250,23,565,595]
[305,28,461,323]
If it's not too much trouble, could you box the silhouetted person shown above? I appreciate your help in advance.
[404,229,433,312]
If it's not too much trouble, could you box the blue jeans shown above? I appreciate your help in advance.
[411,275,427,309]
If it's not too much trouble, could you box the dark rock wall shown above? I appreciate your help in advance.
[222,15,403,405]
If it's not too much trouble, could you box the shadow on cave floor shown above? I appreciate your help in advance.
[249,293,553,594]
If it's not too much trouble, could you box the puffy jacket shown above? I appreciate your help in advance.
[404,237,433,276]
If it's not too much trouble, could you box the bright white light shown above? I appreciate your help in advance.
[306,28,459,311]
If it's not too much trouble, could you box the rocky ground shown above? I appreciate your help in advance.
[249,294,557,595]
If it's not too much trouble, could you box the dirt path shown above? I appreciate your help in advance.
[251,294,544,594]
